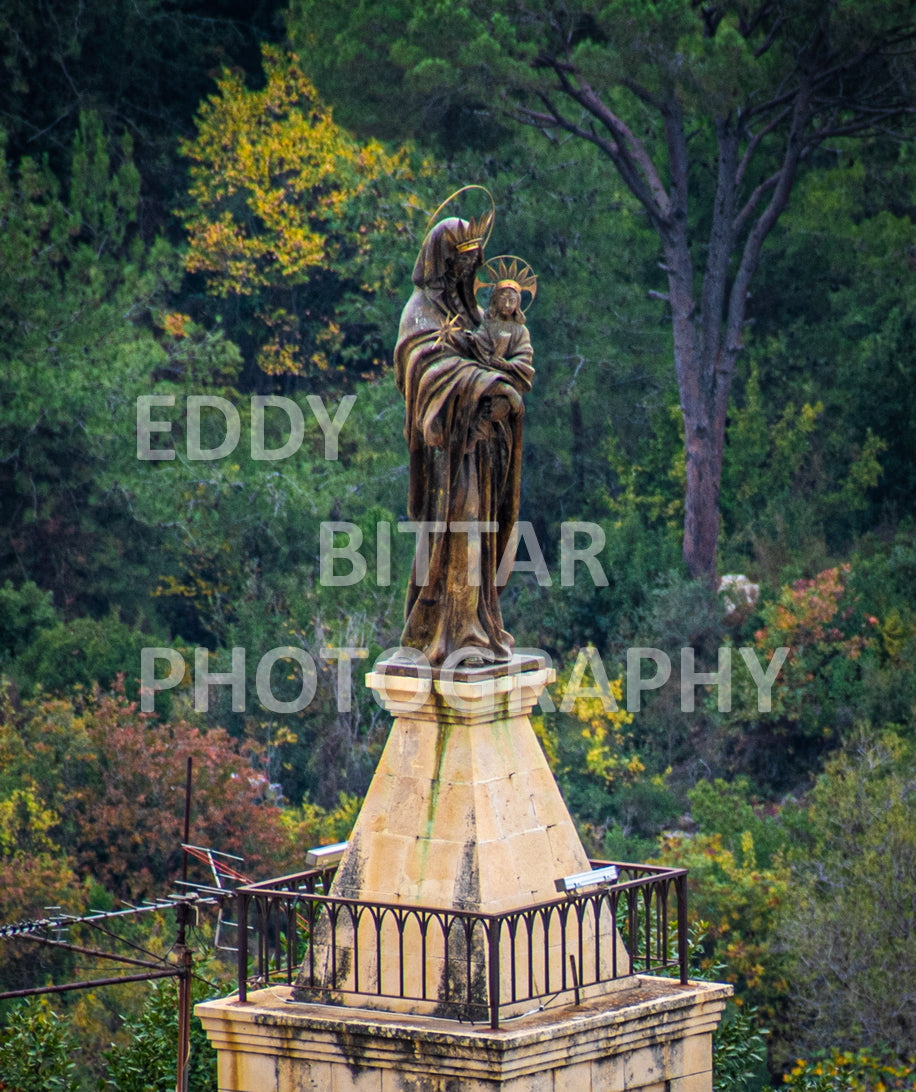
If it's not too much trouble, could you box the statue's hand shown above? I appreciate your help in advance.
[487,395,512,422]
[490,382,524,417]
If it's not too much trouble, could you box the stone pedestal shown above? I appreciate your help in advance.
[196,977,732,1092]
[294,655,628,1017]
[197,655,732,1090]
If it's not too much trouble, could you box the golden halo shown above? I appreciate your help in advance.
[475,255,538,306]
[425,185,496,251]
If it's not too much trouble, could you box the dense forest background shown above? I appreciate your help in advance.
[1,1,915,1088]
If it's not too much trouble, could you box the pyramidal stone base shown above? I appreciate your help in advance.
[330,654,591,911]
[293,654,629,1016]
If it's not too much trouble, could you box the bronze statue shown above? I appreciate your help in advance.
[394,206,536,666]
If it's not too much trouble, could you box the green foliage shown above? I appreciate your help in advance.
[845,528,916,730]
[721,363,886,577]
[714,1005,771,1092]
[0,114,159,450]
[621,571,725,777]
[0,0,284,212]
[9,615,163,703]
[0,998,79,1092]
[748,143,916,544]
[0,581,58,663]
[655,779,793,1015]
[286,0,513,148]
[672,923,772,1092]
[783,1050,916,1092]
[781,730,916,1058]
[103,978,218,1092]
[687,778,793,872]
[0,112,217,618]
[724,565,876,789]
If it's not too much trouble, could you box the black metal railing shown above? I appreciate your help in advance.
[230,860,687,1029]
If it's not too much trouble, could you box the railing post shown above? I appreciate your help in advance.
[286,899,295,984]
[675,873,689,985]
[237,891,249,1003]
[487,918,500,1030]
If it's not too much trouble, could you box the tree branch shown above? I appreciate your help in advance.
[803,106,916,144]
[753,14,786,60]
[735,105,792,188]
[726,85,812,360]
[733,169,781,237]
[700,117,739,369]
[527,52,672,225]
[620,77,664,112]
[737,1,778,42]
[516,101,655,214]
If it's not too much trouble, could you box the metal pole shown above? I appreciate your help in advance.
[0,969,180,1001]
[176,756,193,1092]
[175,944,193,1092]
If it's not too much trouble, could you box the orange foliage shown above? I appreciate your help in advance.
[1,682,298,903]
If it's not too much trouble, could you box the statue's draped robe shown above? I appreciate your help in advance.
[394,220,534,665]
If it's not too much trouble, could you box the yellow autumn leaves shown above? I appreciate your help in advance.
[180,46,419,376]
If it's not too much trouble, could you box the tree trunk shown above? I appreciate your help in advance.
[659,151,731,585]
[682,392,726,583]
[664,115,741,583]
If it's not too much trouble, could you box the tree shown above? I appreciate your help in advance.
[180,46,421,383]
[289,0,916,578]
[0,0,286,216]
[655,777,792,1016]
[0,111,242,619]
[731,143,916,541]
[0,682,295,902]
[0,785,82,996]
[1,115,163,611]
[103,977,218,1092]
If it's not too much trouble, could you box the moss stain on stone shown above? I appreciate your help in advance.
[416,722,450,880]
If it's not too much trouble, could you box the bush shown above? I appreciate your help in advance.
[10,615,164,705]
[782,1050,916,1092]
[780,730,916,1058]
[0,998,78,1091]
[654,778,793,1016]
[104,977,218,1092]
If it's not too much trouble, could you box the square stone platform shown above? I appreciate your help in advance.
[196,976,732,1091]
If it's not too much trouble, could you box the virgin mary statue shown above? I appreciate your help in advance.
[394,215,534,666]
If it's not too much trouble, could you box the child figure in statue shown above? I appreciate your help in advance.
[466,278,534,444]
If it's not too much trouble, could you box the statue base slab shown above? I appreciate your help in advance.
[196,976,732,1092]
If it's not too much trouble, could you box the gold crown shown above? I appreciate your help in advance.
[476,256,538,303]
[443,211,495,253]
[425,186,496,251]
